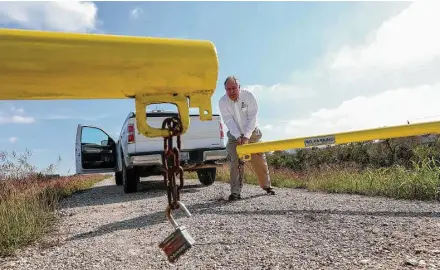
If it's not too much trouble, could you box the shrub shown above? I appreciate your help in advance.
[266,135,440,172]
[211,134,440,201]
[0,149,107,257]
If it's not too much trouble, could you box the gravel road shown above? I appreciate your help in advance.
[1,176,439,270]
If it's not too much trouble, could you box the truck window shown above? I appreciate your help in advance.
[81,127,110,146]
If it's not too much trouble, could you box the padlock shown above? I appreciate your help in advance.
[159,201,195,263]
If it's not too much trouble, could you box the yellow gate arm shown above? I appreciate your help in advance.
[0,28,219,138]
[237,121,440,160]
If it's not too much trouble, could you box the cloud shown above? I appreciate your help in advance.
[130,7,143,20]
[0,115,35,124]
[10,107,24,114]
[242,1,440,143]
[0,1,99,32]
[0,136,19,144]
[260,124,273,131]
[317,0,440,98]
[0,106,35,124]
[281,83,440,138]
[330,0,440,71]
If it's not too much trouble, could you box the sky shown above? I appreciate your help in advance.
[1,0,440,175]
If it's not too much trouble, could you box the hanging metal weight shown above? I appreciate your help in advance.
[159,116,195,263]
[159,202,195,263]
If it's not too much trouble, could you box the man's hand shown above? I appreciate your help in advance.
[237,135,249,145]
[237,136,243,145]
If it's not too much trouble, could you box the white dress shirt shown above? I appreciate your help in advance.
[218,89,259,140]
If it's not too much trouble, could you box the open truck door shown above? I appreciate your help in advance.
[75,124,121,176]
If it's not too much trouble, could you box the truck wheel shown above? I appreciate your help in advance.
[115,171,123,186]
[197,168,216,186]
[122,161,139,193]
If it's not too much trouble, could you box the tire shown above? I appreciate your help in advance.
[197,168,216,186]
[115,171,123,186]
[122,160,139,193]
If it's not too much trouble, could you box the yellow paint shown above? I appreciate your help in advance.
[0,28,219,137]
[237,121,440,161]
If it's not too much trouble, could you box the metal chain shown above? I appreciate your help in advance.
[162,116,184,210]
[238,135,245,191]
[238,158,244,191]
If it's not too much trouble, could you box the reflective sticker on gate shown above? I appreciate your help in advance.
[304,135,336,147]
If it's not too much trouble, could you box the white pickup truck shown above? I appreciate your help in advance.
[75,110,228,193]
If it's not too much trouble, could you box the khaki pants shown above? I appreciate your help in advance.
[226,128,271,195]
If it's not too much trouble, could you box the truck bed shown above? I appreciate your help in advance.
[127,111,225,154]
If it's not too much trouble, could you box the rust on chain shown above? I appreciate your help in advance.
[238,135,245,191]
[161,116,184,210]
[238,157,244,191]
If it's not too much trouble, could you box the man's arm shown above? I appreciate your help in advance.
[243,92,258,139]
[219,99,242,140]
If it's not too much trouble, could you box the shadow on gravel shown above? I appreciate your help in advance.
[67,197,231,242]
[67,210,167,242]
[188,200,440,219]
[177,194,440,219]
[67,192,439,243]
[60,179,204,209]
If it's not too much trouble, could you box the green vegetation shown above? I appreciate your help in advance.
[0,150,107,257]
[2,135,439,256]
[211,135,440,201]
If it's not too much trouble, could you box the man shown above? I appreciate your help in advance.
[218,75,275,201]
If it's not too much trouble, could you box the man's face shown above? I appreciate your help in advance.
[225,79,240,101]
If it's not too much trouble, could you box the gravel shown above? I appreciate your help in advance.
[1,176,439,270]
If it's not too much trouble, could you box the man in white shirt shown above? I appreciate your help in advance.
[218,76,275,201]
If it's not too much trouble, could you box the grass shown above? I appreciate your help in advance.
[304,160,440,200]
[201,139,440,201]
[0,150,108,257]
[2,139,439,257]
[208,157,440,201]
[213,163,307,189]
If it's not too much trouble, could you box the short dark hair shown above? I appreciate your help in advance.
[224,76,239,87]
